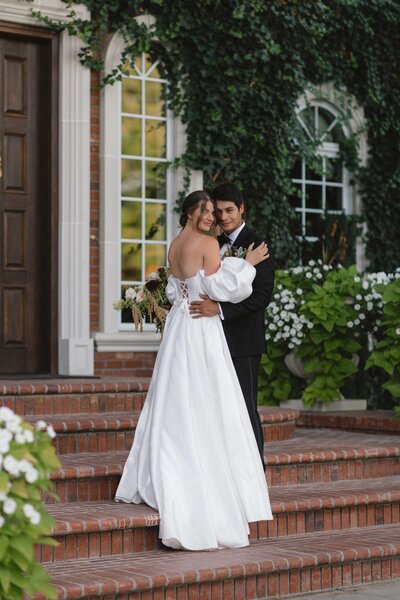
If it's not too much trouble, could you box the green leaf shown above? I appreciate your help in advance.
[0,471,10,493]
[10,535,34,562]
[0,536,8,561]
[0,566,10,593]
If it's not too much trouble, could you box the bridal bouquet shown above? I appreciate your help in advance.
[113,266,171,333]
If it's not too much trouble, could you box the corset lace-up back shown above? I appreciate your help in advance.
[179,280,190,303]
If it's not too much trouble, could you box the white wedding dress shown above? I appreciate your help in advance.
[115,257,273,550]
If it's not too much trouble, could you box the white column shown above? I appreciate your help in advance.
[58,32,93,375]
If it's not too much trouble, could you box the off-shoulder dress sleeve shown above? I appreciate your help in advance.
[165,276,179,304]
[199,257,255,303]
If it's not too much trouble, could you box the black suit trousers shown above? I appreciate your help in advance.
[231,355,265,468]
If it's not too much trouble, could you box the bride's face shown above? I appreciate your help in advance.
[192,200,215,233]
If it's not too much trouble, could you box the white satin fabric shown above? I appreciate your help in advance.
[115,258,273,550]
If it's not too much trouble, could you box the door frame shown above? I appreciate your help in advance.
[0,20,59,374]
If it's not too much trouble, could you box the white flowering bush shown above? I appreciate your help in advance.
[0,408,59,599]
[366,271,400,415]
[259,261,399,407]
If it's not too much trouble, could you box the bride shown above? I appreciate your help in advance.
[115,190,273,550]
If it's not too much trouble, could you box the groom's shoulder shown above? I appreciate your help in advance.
[244,227,266,246]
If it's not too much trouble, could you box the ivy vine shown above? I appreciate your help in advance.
[29,0,400,270]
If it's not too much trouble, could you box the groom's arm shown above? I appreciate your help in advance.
[219,255,275,320]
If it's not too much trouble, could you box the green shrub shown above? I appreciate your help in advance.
[0,408,59,599]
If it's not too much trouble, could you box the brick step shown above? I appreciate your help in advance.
[36,476,400,563]
[35,525,400,599]
[0,378,149,416]
[25,407,298,454]
[47,429,400,502]
[298,410,400,434]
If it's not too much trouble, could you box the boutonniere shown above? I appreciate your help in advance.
[222,244,248,259]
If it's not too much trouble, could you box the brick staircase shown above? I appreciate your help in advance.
[1,379,400,599]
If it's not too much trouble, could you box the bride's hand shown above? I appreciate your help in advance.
[245,242,270,266]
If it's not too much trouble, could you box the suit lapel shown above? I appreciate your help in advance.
[233,224,252,249]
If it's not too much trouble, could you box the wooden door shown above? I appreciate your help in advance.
[0,26,58,374]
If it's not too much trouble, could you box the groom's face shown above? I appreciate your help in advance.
[216,200,244,234]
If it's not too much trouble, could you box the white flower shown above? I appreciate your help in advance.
[305,272,313,279]
[296,288,303,295]
[354,319,360,326]
[3,498,16,515]
[125,287,137,301]
[288,342,294,349]
[362,281,369,290]
[354,276,361,283]
[277,320,284,327]
[396,329,400,336]
[36,420,47,430]
[356,294,362,301]
[0,516,4,528]
[359,313,366,320]
[367,302,373,311]
[354,304,361,311]
[323,265,330,271]
[0,430,12,454]
[3,455,21,476]
[309,260,315,266]
[25,429,34,443]
[23,503,41,525]
[136,288,145,303]
[0,491,7,502]
[46,425,56,439]
[307,322,314,329]
[0,407,17,422]
[347,321,354,328]
[25,468,38,484]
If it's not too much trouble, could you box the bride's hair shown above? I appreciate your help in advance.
[179,190,215,227]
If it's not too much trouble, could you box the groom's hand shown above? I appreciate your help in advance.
[189,294,220,318]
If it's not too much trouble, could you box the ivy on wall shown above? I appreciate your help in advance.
[30,0,400,270]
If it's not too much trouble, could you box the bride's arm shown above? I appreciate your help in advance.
[203,236,222,276]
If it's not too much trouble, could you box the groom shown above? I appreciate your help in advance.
[189,182,275,466]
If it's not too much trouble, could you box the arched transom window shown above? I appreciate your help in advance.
[290,101,352,261]
[120,53,171,325]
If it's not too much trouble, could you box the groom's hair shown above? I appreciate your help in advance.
[211,182,244,210]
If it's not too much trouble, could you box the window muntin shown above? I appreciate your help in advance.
[120,53,170,326]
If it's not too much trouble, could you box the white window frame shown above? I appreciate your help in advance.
[94,30,202,352]
[295,85,368,269]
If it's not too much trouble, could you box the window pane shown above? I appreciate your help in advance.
[121,159,141,197]
[145,161,166,199]
[121,201,142,239]
[306,185,322,209]
[317,107,335,138]
[289,183,302,208]
[145,202,166,240]
[325,158,342,183]
[122,78,141,114]
[306,159,323,181]
[145,243,166,275]
[326,187,343,210]
[146,81,166,117]
[121,243,142,280]
[145,120,166,158]
[298,107,315,137]
[121,117,141,156]
[306,213,323,237]
[290,158,302,179]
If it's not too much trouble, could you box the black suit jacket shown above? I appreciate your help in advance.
[218,225,275,358]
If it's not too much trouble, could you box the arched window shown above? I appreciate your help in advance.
[120,52,171,326]
[290,100,352,262]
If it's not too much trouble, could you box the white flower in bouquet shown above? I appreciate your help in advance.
[125,287,137,301]
[136,286,145,303]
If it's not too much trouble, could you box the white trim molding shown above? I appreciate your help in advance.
[1,0,94,374]
[97,32,202,352]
